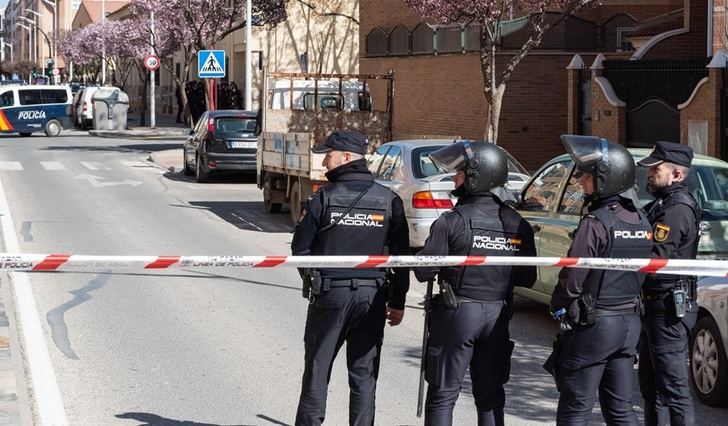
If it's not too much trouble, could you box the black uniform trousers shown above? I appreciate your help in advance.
[425,299,513,426]
[556,313,641,425]
[295,284,387,426]
[638,294,698,426]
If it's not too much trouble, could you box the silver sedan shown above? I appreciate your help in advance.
[369,140,529,248]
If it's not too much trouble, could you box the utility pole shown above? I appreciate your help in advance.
[245,0,252,110]
[150,11,156,129]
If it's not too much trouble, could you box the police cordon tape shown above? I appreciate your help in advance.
[1,253,728,277]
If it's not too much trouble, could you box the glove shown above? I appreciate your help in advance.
[551,308,566,321]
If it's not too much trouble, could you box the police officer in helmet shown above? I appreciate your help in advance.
[550,135,652,425]
[292,130,409,425]
[414,140,537,425]
[637,141,699,426]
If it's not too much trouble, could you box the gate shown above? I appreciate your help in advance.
[603,59,708,147]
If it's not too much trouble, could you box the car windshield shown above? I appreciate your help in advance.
[412,145,528,179]
[636,164,728,220]
[215,117,257,134]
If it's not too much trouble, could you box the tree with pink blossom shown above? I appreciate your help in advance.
[404,0,600,143]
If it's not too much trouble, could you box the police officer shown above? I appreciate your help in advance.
[414,141,537,426]
[637,141,700,426]
[550,135,653,425]
[292,130,409,426]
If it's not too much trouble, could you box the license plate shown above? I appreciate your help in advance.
[230,141,256,149]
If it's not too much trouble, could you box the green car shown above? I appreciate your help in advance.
[513,148,728,305]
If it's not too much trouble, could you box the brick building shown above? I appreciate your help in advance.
[360,0,723,171]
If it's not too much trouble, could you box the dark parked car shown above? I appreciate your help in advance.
[183,110,259,182]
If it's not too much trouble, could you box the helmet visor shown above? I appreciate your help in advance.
[429,141,473,173]
[561,135,609,169]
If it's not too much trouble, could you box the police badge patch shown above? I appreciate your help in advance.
[654,223,671,242]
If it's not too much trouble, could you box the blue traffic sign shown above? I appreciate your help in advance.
[198,50,226,78]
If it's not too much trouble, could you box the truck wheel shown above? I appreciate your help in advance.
[691,315,728,406]
[290,180,302,224]
[182,151,193,176]
[45,119,63,137]
[195,154,209,183]
[263,174,282,213]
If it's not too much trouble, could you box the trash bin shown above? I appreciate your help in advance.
[92,87,129,130]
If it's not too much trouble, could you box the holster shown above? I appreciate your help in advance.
[577,294,597,325]
[301,269,323,299]
[438,280,458,309]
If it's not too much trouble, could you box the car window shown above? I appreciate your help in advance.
[41,89,68,104]
[215,117,257,134]
[0,91,14,107]
[558,166,586,215]
[18,89,42,105]
[368,145,390,177]
[522,161,569,212]
[379,145,402,181]
[636,165,728,220]
[412,146,448,178]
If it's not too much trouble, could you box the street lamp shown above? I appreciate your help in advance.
[39,0,58,81]
[13,22,34,63]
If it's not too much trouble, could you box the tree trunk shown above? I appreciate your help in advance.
[485,84,506,143]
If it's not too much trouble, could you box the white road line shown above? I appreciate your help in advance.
[0,181,68,424]
[120,160,150,168]
[0,162,23,171]
[40,162,66,171]
[80,162,111,171]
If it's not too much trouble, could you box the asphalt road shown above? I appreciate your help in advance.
[0,133,724,425]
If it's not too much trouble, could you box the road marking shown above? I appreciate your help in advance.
[73,174,142,187]
[80,162,111,171]
[120,160,151,168]
[0,180,68,424]
[40,161,66,171]
[0,162,23,171]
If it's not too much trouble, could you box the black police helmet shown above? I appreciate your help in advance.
[561,135,635,199]
[429,140,509,193]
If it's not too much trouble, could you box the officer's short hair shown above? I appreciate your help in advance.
[667,163,690,180]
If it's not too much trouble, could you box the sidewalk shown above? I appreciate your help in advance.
[149,149,184,172]
[89,112,190,141]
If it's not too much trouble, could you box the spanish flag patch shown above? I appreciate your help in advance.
[654,223,671,242]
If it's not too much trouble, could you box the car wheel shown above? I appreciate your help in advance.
[263,174,282,213]
[290,180,302,224]
[182,150,193,176]
[19,132,32,137]
[195,154,209,183]
[44,119,63,137]
[690,315,728,406]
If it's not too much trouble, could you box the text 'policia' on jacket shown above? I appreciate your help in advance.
[584,207,653,308]
[437,196,535,301]
[311,181,397,280]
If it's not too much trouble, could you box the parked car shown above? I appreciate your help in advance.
[74,86,100,129]
[368,140,530,248]
[183,110,259,183]
[690,277,728,406]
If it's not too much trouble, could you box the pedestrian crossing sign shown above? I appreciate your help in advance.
[198,50,226,78]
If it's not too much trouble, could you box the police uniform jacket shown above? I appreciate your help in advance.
[642,181,700,292]
[291,159,410,309]
[414,192,537,301]
[550,196,652,314]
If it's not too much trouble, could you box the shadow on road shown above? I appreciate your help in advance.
[41,143,182,153]
[164,171,257,184]
[184,201,292,233]
[115,412,245,425]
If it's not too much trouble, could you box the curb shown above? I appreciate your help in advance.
[89,130,187,141]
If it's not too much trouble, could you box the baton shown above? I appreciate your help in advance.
[417,278,434,418]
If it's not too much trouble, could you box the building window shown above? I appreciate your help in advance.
[603,14,637,52]
[465,24,481,51]
[366,27,388,57]
[388,25,410,56]
[412,23,435,55]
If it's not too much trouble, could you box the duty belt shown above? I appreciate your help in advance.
[327,278,382,290]
[594,304,640,316]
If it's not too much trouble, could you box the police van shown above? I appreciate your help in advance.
[0,85,72,137]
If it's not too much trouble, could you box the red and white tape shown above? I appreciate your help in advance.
[1,254,727,277]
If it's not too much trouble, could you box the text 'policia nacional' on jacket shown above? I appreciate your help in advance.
[551,196,653,312]
[414,192,537,301]
[291,158,410,309]
[643,181,700,291]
